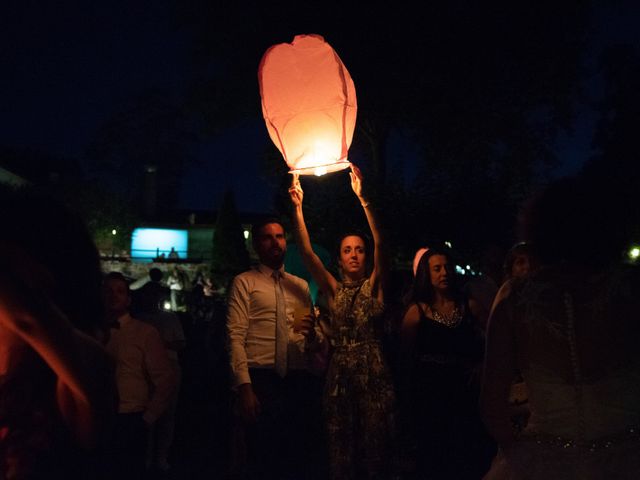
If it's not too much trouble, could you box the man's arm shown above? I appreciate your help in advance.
[142,325,177,425]
[226,275,261,423]
[226,276,252,387]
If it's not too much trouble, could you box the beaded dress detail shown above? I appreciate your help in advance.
[484,268,640,479]
[323,278,397,479]
[429,303,464,328]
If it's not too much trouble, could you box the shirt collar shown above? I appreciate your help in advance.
[257,263,285,278]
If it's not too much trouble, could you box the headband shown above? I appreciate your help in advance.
[412,247,429,276]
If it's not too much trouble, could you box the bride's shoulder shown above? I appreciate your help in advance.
[508,273,551,305]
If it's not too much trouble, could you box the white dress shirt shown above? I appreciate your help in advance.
[227,263,324,387]
[106,313,177,423]
[138,310,186,363]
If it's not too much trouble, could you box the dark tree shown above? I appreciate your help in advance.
[0,146,138,255]
[86,90,197,219]
[210,190,251,282]
[584,43,640,245]
[45,179,138,255]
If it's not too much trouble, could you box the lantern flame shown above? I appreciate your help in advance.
[259,34,357,176]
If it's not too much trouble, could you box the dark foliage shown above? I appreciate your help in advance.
[210,190,251,280]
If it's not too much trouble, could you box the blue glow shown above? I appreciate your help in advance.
[131,228,188,259]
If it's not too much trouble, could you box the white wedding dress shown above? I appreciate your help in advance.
[482,267,640,480]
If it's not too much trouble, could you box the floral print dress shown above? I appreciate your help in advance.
[324,278,397,479]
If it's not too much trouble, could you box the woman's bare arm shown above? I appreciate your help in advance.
[349,165,388,303]
[289,174,338,299]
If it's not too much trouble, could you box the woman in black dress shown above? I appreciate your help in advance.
[400,246,494,479]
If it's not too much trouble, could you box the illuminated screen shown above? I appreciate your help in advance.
[131,228,188,260]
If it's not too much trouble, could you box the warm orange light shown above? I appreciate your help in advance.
[258,34,357,176]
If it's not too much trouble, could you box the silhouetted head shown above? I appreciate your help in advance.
[518,176,627,270]
[149,267,163,283]
[0,186,105,337]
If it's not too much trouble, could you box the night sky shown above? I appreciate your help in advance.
[1,1,639,212]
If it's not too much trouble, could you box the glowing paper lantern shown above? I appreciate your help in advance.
[258,34,357,176]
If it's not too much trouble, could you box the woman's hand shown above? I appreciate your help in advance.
[288,173,304,208]
[349,164,366,203]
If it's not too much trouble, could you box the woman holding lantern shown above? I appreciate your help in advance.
[289,166,397,479]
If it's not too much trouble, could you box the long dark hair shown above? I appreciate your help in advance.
[404,247,461,306]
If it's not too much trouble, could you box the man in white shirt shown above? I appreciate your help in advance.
[135,271,186,474]
[136,282,186,472]
[227,219,326,479]
[103,272,177,480]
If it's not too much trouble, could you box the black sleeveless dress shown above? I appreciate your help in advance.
[410,301,493,479]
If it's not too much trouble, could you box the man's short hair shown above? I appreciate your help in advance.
[104,271,130,291]
[149,267,163,282]
[250,217,284,244]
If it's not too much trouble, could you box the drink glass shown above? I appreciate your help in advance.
[293,305,313,333]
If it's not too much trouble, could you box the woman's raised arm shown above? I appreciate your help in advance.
[289,174,338,300]
[350,165,388,302]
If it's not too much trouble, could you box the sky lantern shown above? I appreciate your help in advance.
[258,34,357,176]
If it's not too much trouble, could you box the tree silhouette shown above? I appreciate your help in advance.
[86,90,197,219]
[47,178,138,255]
[584,43,640,245]
[0,146,138,254]
[210,190,251,282]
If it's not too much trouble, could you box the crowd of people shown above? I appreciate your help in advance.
[1,166,639,480]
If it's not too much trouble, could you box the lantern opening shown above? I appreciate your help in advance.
[290,161,351,177]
